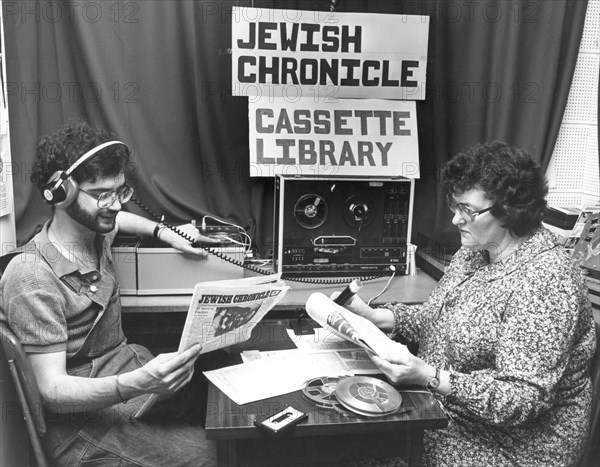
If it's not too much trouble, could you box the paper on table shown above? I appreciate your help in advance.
[204,349,376,405]
[240,349,300,363]
[287,327,360,352]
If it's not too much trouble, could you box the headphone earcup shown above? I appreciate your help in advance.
[43,171,79,207]
[55,177,79,208]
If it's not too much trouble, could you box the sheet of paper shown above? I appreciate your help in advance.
[240,349,300,363]
[287,327,360,352]
[204,349,378,405]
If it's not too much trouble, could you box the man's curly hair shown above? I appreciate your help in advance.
[441,141,548,237]
[31,119,131,192]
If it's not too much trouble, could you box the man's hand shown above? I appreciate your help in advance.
[158,223,219,256]
[116,212,220,256]
[119,344,203,398]
[28,346,204,413]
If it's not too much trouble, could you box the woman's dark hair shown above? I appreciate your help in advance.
[31,119,131,191]
[441,141,548,237]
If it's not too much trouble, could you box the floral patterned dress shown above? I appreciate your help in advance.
[388,228,595,466]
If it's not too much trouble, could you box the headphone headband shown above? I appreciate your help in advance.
[43,140,127,206]
[48,140,126,192]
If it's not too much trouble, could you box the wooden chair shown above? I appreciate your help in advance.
[0,322,49,467]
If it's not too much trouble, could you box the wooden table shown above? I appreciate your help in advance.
[204,320,448,467]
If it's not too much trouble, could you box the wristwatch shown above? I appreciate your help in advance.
[153,222,167,241]
[425,367,440,391]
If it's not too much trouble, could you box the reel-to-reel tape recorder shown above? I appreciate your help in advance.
[274,175,414,277]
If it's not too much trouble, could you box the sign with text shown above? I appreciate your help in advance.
[232,7,429,100]
[248,98,419,178]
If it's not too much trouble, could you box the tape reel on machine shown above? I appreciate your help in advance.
[274,176,414,277]
[294,194,328,229]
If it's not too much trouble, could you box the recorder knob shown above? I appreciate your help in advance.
[343,195,374,228]
[349,202,368,221]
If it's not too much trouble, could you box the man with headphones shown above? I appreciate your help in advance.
[0,120,219,466]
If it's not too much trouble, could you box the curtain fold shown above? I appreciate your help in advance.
[3,0,589,250]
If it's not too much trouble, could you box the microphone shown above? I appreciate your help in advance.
[334,279,363,306]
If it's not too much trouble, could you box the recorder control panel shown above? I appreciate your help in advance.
[274,176,414,277]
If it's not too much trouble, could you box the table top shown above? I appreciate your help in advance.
[205,382,448,441]
[204,319,447,441]
[121,269,438,313]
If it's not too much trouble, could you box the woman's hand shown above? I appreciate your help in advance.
[119,344,203,398]
[370,350,431,386]
[330,291,396,332]
[330,291,377,321]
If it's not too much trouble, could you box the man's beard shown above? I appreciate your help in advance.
[66,199,116,234]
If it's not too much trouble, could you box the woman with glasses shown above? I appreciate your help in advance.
[332,141,595,466]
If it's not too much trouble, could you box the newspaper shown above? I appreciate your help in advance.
[134,274,289,418]
[305,292,409,358]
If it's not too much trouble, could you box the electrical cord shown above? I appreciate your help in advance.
[200,215,252,254]
[367,266,396,305]
[130,197,392,285]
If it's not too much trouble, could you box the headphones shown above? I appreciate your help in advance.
[42,141,127,208]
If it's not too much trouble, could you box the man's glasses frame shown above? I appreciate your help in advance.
[446,195,493,222]
[79,184,134,208]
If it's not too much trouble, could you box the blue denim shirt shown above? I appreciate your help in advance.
[0,220,126,369]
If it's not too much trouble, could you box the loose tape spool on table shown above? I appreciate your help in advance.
[302,375,402,417]
[334,376,402,417]
[301,376,341,409]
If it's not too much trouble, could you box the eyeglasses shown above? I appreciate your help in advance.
[79,184,134,208]
[446,195,493,222]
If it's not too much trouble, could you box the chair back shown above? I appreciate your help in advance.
[0,321,49,466]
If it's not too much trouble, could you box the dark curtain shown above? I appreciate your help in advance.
[3,0,588,252]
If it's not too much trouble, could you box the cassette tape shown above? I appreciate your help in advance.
[254,406,308,435]
[274,176,414,277]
